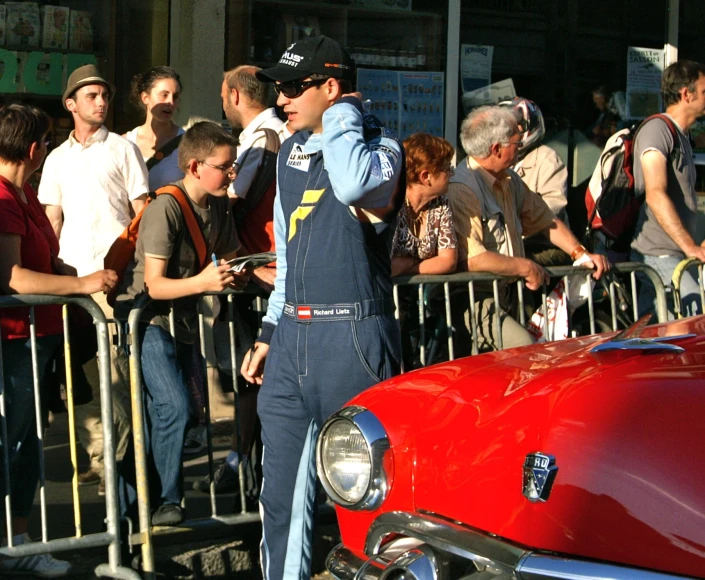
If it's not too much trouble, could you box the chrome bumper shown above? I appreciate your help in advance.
[327,512,697,580]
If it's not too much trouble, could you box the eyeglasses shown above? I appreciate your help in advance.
[199,160,236,177]
[43,140,51,148]
[440,166,455,176]
[501,138,522,148]
[274,78,327,99]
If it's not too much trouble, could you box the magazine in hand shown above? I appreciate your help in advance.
[226,252,276,273]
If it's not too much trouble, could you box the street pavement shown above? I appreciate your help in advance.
[25,413,339,579]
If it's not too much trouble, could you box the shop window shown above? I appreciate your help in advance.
[0,0,115,147]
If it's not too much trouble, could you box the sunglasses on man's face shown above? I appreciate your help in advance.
[273,78,328,99]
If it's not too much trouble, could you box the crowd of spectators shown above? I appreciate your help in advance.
[0,45,703,577]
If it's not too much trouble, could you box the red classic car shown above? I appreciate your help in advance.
[316,315,705,580]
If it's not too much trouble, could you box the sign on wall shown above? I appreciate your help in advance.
[460,44,493,94]
[626,46,664,119]
[357,68,444,140]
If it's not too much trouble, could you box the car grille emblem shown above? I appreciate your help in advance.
[523,453,558,502]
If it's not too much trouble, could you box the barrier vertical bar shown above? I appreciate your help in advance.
[444,282,454,361]
[228,294,247,515]
[62,305,82,537]
[29,306,49,543]
[468,281,478,356]
[630,271,639,322]
[517,281,526,327]
[493,280,503,351]
[91,300,124,576]
[197,306,217,518]
[126,303,155,577]
[418,284,426,366]
[0,331,13,546]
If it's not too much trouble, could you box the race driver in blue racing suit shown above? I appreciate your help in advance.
[241,35,404,580]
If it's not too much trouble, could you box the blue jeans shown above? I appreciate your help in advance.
[0,334,61,519]
[119,324,194,515]
[630,250,702,320]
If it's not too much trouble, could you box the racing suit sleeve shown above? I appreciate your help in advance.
[257,178,286,345]
[321,96,402,208]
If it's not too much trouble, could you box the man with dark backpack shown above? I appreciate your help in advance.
[630,60,705,318]
[192,65,288,499]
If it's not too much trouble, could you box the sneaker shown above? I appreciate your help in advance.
[192,461,239,494]
[183,425,206,455]
[0,534,71,577]
[77,468,101,486]
[151,503,184,527]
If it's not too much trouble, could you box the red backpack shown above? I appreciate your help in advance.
[585,113,679,244]
[104,184,207,306]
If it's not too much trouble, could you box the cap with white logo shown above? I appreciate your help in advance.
[256,35,355,83]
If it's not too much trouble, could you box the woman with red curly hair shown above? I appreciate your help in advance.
[392,132,457,276]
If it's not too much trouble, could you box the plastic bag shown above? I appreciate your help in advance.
[526,255,596,343]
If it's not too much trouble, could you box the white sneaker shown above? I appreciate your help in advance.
[0,534,72,578]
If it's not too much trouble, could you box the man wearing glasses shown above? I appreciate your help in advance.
[240,35,404,580]
[447,105,609,353]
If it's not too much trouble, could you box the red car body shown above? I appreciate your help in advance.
[320,316,705,580]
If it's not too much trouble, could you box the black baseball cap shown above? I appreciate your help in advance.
[256,35,355,83]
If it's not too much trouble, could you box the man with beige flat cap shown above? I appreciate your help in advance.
[39,64,149,492]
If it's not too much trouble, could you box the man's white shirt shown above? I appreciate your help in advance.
[227,108,288,200]
[38,125,149,275]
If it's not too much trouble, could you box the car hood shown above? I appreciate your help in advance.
[348,316,705,577]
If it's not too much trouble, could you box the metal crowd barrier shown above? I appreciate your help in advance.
[672,258,705,319]
[392,262,668,369]
[124,290,263,577]
[0,295,138,580]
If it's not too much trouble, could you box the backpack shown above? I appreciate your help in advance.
[232,127,281,254]
[584,113,679,245]
[104,184,207,306]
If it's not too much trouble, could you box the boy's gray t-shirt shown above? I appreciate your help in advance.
[120,181,240,343]
[632,115,697,257]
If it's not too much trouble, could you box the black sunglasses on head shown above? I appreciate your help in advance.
[273,78,327,99]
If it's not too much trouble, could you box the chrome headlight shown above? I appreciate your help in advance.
[316,406,392,510]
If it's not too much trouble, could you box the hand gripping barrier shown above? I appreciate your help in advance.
[124,290,264,578]
[671,258,705,319]
[392,262,668,369]
[0,295,139,580]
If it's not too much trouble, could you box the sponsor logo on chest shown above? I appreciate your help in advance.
[286,143,312,172]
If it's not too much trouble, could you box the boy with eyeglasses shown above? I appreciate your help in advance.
[240,35,404,580]
[116,121,249,526]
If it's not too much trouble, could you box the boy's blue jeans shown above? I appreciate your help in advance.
[120,324,194,515]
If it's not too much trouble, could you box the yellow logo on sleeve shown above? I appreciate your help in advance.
[288,189,325,241]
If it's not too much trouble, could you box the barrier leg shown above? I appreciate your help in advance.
[127,323,155,577]
[62,305,83,538]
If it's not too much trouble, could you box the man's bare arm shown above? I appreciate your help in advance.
[44,204,63,239]
[466,250,548,291]
[641,150,705,260]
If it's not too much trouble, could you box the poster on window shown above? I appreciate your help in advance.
[357,68,444,141]
[460,44,493,94]
[626,47,664,119]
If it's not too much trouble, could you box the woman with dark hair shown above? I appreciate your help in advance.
[392,132,457,276]
[125,66,184,189]
[0,103,116,576]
